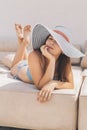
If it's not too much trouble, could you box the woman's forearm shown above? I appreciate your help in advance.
[41,80,74,90]
[54,80,74,89]
[38,59,55,89]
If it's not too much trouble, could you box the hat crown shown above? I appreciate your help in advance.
[54,26,72,42]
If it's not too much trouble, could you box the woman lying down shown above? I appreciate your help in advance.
[10,23,84,103]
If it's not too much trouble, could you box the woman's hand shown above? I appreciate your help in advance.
[37,81,57,103]
[40,45,55,61]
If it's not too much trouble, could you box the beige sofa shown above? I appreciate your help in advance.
[0,40,84,130]
[78,71,87,130]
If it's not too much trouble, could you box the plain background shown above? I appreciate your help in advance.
[0,0,87,51]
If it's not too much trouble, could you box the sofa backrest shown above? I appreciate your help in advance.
[0,39,83,66]
[0,39,17,52]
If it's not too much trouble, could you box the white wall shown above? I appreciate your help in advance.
[0,0,87,50]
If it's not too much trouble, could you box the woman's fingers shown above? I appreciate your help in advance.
[37,90,52,102]
[40,45,46,52]
[40,45,48,54]
[37,90,46,102]
[47,91,52,101]
[43,91,50,102]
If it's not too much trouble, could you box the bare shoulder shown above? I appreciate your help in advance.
[28,50,45,68]
[28,50,39,57]
[28,50,42,62]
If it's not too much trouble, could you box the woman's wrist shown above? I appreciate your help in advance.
[49,57,56,63]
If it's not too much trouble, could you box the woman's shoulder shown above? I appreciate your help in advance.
[28,50,45,69]
[29,50,40,57]
[28,50,44,62]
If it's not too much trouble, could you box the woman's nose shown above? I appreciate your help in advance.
[50,41,54,45]
[46,42,53,46]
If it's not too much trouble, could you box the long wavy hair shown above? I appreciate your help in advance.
[57,53,70,82]
[35,48,70,82]
[34,35,70,82]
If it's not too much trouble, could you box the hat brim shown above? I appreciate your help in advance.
[32,24,85,58]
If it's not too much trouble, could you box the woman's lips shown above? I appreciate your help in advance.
[46,45,53,49]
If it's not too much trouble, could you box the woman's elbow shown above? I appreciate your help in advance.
[35,82,43,90]
[36,85,42,90]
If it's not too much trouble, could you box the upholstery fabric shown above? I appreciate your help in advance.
[0,39,17,52]
[0,64,82,130]
[81,41,87,68]
[78,77,87,130]
[0,52,15,68]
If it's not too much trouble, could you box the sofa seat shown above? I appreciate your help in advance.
[0,64,83,130]
[78,76,87,130]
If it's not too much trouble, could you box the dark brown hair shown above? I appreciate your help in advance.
[57,53,70,82]
[34,34,70,82]
[45,35,71,82]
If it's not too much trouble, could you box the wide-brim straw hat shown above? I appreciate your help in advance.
[32,24,85,58]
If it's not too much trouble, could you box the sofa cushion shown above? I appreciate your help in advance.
[0,52,15,68]
[78,77,87,130]
[81,69,87,77]
[0,64,82,130]
[81,41,87,68]
[0,39,17,52]
[81,53,87,68]
[0,39,33,52]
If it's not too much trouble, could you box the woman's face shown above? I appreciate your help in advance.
[45,35,62,57]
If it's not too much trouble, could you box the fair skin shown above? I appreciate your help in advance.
[11,24,74,103]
